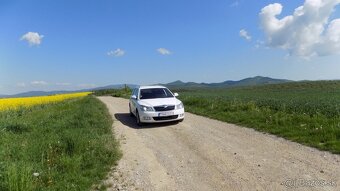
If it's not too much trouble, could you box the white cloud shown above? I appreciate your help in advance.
[20,32,44,46]
[157,48,172,55]
[31,81,48,86]
[239,29,252,41]
[107,49,125,57]
[16,82,26,87]
[259,0,340,57]
[56,82,71,86]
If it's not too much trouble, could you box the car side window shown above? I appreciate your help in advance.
[136,89,140,98]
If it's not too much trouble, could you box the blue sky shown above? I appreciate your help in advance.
[1,0,340,94]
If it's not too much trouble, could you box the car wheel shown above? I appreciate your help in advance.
[129,104,133,117]
[136,110,143,127]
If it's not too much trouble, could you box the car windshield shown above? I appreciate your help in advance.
[140,88,174,99]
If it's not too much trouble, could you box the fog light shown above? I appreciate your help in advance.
[143,116,151,120]
[179,114,184,117]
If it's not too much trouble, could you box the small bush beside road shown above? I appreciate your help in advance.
[93,87,131,99]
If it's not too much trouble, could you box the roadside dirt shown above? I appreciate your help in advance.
[97,96,340,191]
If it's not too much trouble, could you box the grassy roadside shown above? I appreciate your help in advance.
[0,96,121,191]
[181,96,340,154]
[177,82,340,154]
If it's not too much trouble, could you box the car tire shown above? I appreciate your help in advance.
[136,110,143,127]
[129,104,133,117]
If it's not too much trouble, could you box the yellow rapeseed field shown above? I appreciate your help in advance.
[0,92,91,111]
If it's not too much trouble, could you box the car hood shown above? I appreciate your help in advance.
[138,98,181,107]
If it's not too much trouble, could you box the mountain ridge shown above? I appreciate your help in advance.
[1,76,291,98]
[164,76,292,88]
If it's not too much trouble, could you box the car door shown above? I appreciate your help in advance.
[130,88,138,114]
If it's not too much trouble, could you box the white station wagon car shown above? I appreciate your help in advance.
[129,86,185,126]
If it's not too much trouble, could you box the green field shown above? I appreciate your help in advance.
[0,96,121,191]
[175,81,340,154]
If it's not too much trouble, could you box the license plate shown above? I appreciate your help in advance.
[158,112,174,117]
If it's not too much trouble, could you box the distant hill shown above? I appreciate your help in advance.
[165,80,207,88]
[221,76,291,86]
[1,91,73,98]
[1,84,138,98]
[1,77,291,98]
[90,84,138,91]
[164,76,292,88]
[0,94,8,98]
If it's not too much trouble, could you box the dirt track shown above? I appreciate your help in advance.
[98,96,340,191]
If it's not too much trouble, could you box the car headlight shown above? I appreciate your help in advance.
[176,102,184,109]
[140,105,154,112]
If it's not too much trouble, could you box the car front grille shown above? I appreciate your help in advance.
[153,105,175,111]
[153,115,178,121]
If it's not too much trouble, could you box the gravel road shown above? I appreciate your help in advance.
[97,96,340,191]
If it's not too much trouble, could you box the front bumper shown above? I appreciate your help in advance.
[139,108,185,123]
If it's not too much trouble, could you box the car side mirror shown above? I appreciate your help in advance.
[174,93,179,97]
[131,95,137,99]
